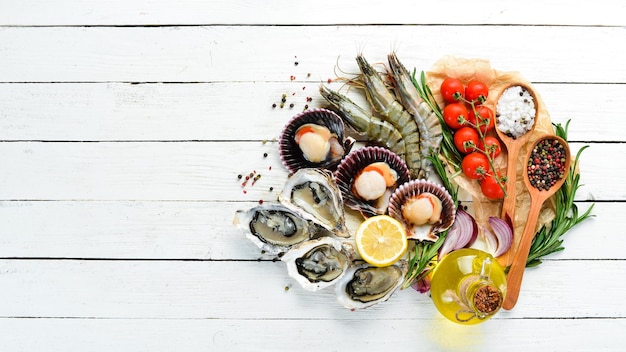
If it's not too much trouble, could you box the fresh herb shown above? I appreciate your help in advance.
[402,153,457,289]
[412,70,463,169]
[526,120,595,267]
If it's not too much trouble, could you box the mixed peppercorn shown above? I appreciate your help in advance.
[527,138,567,191]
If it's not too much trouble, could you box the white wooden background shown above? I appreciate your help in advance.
[0,1,624,351]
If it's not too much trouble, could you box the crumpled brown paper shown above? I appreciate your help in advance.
[426,56,557,263]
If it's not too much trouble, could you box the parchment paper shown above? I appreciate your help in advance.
[425,56,557,259]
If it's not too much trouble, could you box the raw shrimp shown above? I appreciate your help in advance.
[355,55,424,179]
[319,85,407,160]
[387,52,443,176]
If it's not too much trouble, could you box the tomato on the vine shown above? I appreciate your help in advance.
[440,78,465,103]
[453,127,479,154]
[468,106,495,134]
[480,173,505,200]
[443,102,468,130]
[479,136,502,158]
[461,152,490,179]
[465,80,489,104]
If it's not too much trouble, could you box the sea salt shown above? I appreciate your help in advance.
[495,85,536,139]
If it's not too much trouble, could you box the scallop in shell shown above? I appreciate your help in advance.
[335,146,410,218]
[279,108,355,173]
[279,168,349,238]
[335,261,407,310]
[388,179,456,242]
[282,237,356,292]
[233,203,321,255]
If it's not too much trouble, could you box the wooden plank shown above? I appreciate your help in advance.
[0,26,624,83]
[0,141,613,201]
[0,82,620,142]
[0,317,624,351]
[0,259,622,319]
[0,0,624,26]
[0,200,603,260]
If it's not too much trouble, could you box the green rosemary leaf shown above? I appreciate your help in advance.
[526,120,595,267]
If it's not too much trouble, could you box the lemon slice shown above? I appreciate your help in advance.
[355,215,408,267]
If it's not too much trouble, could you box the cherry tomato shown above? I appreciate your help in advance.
[468,106,495,134]
[461,152,490,179]
[480,173,505,199]
[453,127,479,154]
[440,78,465,103]
[442,102,469,130]
[479,136,502,158]
[465,80,489,104]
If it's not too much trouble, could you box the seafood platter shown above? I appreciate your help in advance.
[233,53,593,322]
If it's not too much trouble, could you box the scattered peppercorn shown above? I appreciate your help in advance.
[269,187,274,192]
[263,152,268,158]
[237,174,242,180]
[289,103,294,108]
[272,103,276,108]
[294,61,299,66]
[527,138,567,191]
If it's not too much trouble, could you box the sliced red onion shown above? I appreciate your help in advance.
[438,208,478,260]
[482,216,514,257]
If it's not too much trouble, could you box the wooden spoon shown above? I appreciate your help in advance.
[503,134,571,310]
[494,83,539,266]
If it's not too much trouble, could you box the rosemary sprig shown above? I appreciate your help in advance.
[526,120,595,267]
[402,153,457,289]
[412,70,463,168]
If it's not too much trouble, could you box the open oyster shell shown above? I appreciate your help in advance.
[335,261,407,310]
[388,179,456,242]
[233,203,322,255]
[334,146,410,218]
[279,108,355,173]
[279,168,349,238]
[282,237,356,292]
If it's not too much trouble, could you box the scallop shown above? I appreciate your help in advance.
[279,168,349,238]
[233,203,321,255]
[282,237,356,292]
[335,261,406,310]
[335,146,410,218]
[388,179,456,242]
[279,108,355,173]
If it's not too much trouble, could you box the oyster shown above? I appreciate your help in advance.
[335,261,406,310]
[279,108,355,173]
[335,146,410,218]
[388,179,456,242]
[279,168,349,238]
[233,203,320,255]
[282,237,355,292]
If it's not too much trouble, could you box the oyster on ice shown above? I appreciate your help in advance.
[233,203,321,255]
[388,179,456,242]
[282,237,355,292]
[335,261,406,310]
[279,168,349,238]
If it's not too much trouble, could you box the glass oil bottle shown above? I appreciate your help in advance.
[430,248,506,325]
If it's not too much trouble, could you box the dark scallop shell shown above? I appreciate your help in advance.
[334,146,410,218]
[279,108,354,173]
[387,179,456,242]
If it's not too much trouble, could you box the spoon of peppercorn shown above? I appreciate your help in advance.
[494,83,539,267]
[503,134,570,310]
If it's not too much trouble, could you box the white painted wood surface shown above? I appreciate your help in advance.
[0,1,621,351]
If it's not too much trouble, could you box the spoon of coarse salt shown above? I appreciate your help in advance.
[503,134,570,310]
[493,83,539,267]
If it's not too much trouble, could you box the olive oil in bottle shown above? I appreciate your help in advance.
[430,248,506,325]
